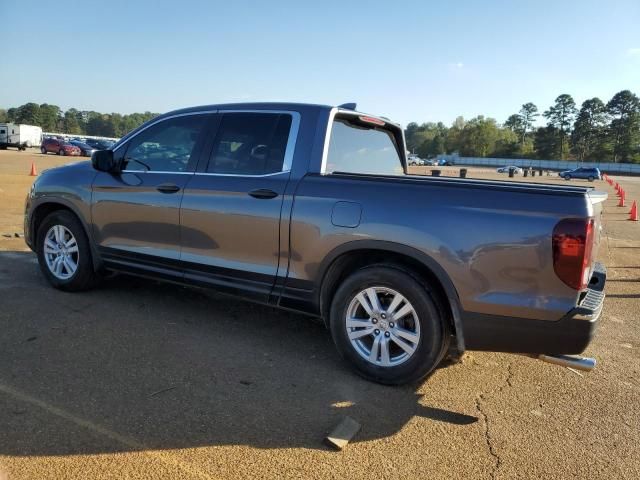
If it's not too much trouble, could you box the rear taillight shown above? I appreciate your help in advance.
[552,218,595,290]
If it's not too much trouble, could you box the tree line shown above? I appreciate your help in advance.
[2,90,639,162]
[405,89,640,163]
[0,103,158,138]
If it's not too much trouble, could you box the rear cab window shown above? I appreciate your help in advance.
[207,112,293,176]
[324,113,405,176]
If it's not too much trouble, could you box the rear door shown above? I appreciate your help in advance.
[180,110,299,302]
[92,113,212,278]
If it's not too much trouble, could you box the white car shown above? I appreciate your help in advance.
[497,166,523,174]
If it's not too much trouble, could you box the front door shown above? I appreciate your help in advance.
[92,113,211,278]
[180,111,298,301]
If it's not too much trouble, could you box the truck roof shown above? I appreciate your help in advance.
[158,102,397,126]
[162,102,334,118]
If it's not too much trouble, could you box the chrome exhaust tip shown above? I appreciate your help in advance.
[537,354,596,372]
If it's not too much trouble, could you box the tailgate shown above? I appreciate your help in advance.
[587,190,607,275]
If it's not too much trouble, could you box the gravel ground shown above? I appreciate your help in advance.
[0,150,638,479]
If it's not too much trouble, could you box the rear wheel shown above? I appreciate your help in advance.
[36,210,98,291]
[588,176,595,182]
[41,146,47,154]
[564,174,571,180]
[329,265,449,385]
[58,149,65,156]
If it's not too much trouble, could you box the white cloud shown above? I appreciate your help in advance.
[627,48,640,56]
[448,62,464,68]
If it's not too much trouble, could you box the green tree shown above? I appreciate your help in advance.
[504,114,524,136]
[606,90,640,163]
[534,126,561,159]
[571,98,607,161]
[62,110,82,134]
[39,104,61,132]
[15,102,41,125]
[459,116,501,157]
[6,108,18,122]
[519,103,538,143]
[445,116,465,153]
[0,108,7,122]
[543,94,577,159]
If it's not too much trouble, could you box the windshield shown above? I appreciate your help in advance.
[325,116,405,176]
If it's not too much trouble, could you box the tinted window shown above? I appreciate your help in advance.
[326,117,404,175]
[122,115,206,172]
[207,113,292,175]
[0,129,5,134]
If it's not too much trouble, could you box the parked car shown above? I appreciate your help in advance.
[84,138,115,150]
[68,140,96,157]
[559,167,601,181]
[24,102,607,385]
[40,138,81,156]
[497,166,523,174]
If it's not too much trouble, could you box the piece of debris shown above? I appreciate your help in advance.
[239,380,252,386]
[324,416,361,450]
[14,233,23,238]
[26,336,37,342]
[148,386,177,398]
[567,367,584,377]
[2,234,11,238]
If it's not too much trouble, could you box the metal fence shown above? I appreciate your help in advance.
[43,132,119,142]
[437,155,640,175]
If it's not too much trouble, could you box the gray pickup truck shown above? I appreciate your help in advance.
[24,102,607,385]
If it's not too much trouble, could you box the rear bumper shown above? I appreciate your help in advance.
[462,263,606,354]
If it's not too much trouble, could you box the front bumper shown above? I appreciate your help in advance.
[462,263,606,354]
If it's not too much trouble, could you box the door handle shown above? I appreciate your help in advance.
[248,188,278,199]
[156,183,181,193]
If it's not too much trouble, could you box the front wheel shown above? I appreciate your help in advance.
[36,210,98,291]
[588,176,595,182]
[329,265,449,385]
[58,149,65,156]
[564,175,571,180]
[41,147,47,154]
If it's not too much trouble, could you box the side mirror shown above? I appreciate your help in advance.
[91,150,117,172]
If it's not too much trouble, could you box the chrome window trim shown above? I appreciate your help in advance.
[120,170,194,175]
[112,110,218,153]
[319,108,407,175]
[196,170,290,178]
[117,109,300,177]
[319,107,338,175]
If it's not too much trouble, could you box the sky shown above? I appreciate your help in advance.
[1,0,639,127]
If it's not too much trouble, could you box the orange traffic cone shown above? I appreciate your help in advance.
[630,201,638,221]
[29,162,37,176]
[618,193,625,207]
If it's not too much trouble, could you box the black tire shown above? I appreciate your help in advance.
[564,174,571,180]
[329,265,450,385]
[36,210,98,292]
[588,176,595,182]
[41,147,47,154]
[58,149,65,156]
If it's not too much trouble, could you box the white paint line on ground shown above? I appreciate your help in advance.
[0,382,215,480]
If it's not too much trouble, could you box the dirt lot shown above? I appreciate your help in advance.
[0,149,639,479]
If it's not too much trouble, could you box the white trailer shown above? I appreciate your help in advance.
[0,123,43,150]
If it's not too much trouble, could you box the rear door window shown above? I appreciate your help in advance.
[326,116,404,175]
[206,112,292,175]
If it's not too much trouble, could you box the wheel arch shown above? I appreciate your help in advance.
[30,200,102,271]
[317,240,465,353]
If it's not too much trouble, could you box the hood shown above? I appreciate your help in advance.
[41,160,93,176]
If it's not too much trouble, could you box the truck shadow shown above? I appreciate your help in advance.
[0,251,476,457]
